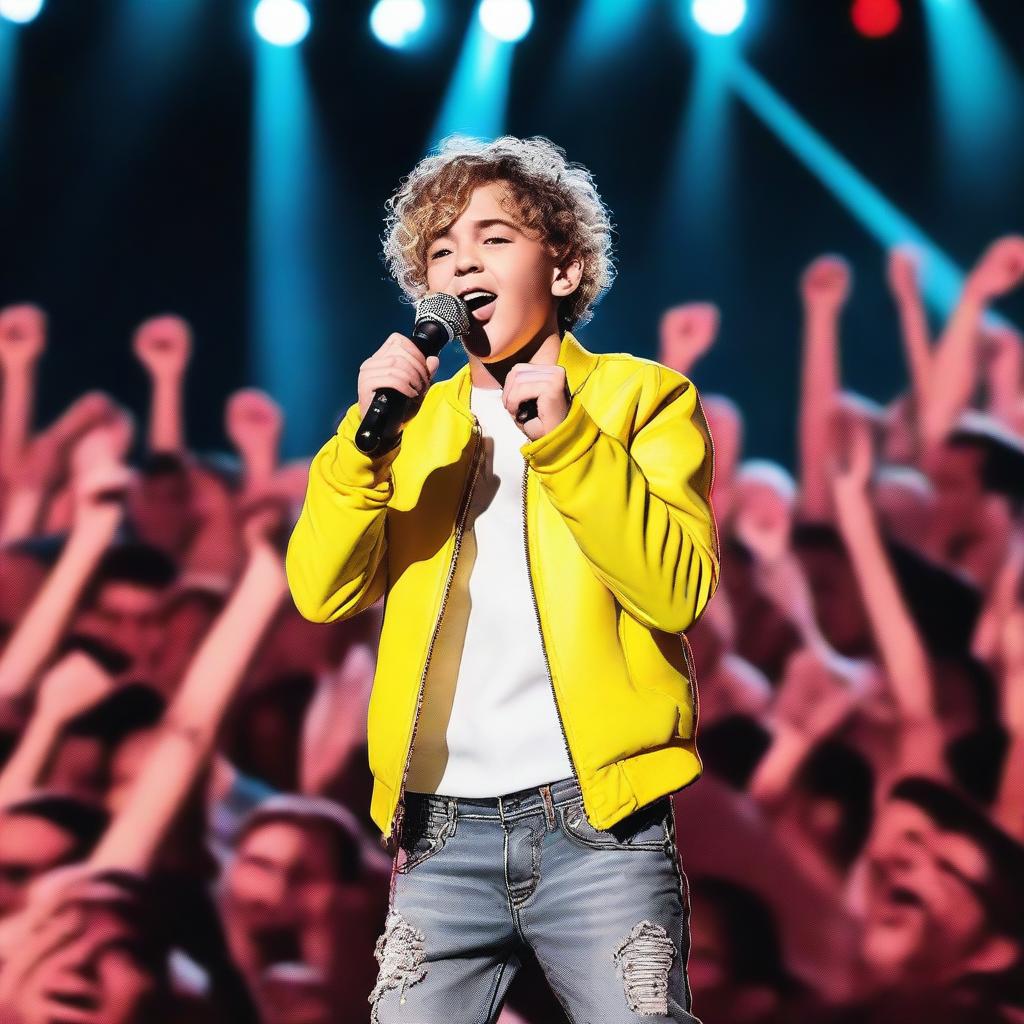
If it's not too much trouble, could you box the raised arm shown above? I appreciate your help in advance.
[0,456,133,711]
[796,255,851,523]
[747,646,861,810]
[981,325,1023,429]
[886,246,933,410]
[657,302,720,377]
[0,393,121,544]
[0,650,116,805]
[285,334,438,623]
[827,405,949,781]
[285,403,399,622]
[0,306,46,492]
[88,505,291,874]
[226,388,283,497]
[132,315,192,455]
[919,235,1024,452]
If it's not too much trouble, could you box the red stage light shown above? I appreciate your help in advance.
[851,0,902,38]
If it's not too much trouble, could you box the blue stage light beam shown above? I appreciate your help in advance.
[663,32,740,240]
[0,0,43,24]
[549,0,651,97]
[652,8,756,289]
[426,3,517,151]
[563,0,648,57]
[254,0,311,47]
[920,0,1021,189]
[727,60,1012,325]
[0,20,14,162]
[250,42,336,457]
[370,0,426,49]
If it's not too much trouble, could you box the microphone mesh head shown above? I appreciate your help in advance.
[415,292,471,340]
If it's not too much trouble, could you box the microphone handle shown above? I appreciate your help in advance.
[355,320,449,455]
[515,398,538,424]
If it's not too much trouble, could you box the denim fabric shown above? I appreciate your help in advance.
[369,775,703,1023]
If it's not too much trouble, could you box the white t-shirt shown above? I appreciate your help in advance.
[404,384,575,796]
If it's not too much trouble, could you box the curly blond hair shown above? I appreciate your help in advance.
[381,134,617,332]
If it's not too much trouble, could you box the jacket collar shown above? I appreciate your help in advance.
[442,329,600,422]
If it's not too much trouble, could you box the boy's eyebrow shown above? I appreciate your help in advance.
[433,218,521,241]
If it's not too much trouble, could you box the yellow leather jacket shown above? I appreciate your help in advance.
[285,330,720,845]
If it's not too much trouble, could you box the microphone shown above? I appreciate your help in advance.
[514,396,538,425]
[355,292,471,455]
[353,291,541,455]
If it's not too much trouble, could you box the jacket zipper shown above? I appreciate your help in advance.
[522,461,580,785]
[387,420,485,846]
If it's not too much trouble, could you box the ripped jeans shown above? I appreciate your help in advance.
[368,775,703,1023]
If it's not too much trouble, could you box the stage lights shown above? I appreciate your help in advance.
[253,0,311,47]
[370,0,426,48]
[851,0,902,38]
[690,0,747,37]
[0,0,44,24]
[478,0,533,43]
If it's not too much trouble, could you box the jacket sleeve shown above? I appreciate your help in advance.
[284,401,399,623]
[520,365,720,634]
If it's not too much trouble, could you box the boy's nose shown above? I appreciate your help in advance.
[455,254,482,274]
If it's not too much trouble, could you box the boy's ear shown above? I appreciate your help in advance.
[551,258,583,299]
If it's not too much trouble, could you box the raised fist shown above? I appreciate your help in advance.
[658,302,720,375]
[966,235,1024,303]
[132,314,193,377]
[0,304,47,368]
[800,255,852,310]
[226,388,283,452]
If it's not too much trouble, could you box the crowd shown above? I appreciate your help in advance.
[0,233,1022,1023]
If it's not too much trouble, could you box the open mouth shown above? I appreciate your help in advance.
[253,926,303,968]
[875,883,925,924]
[461,290,497,322]
[885,884,923,906]
[46,988,101,1012]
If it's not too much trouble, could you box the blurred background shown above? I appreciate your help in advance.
[1,1,1024,1022]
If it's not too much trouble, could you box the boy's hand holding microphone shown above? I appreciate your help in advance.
[357,333,441,426]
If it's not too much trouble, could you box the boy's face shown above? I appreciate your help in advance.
[424,180,579,364]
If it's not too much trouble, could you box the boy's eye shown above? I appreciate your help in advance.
[428,237,509,260]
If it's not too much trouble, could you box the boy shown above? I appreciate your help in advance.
[285,134,719,1023]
